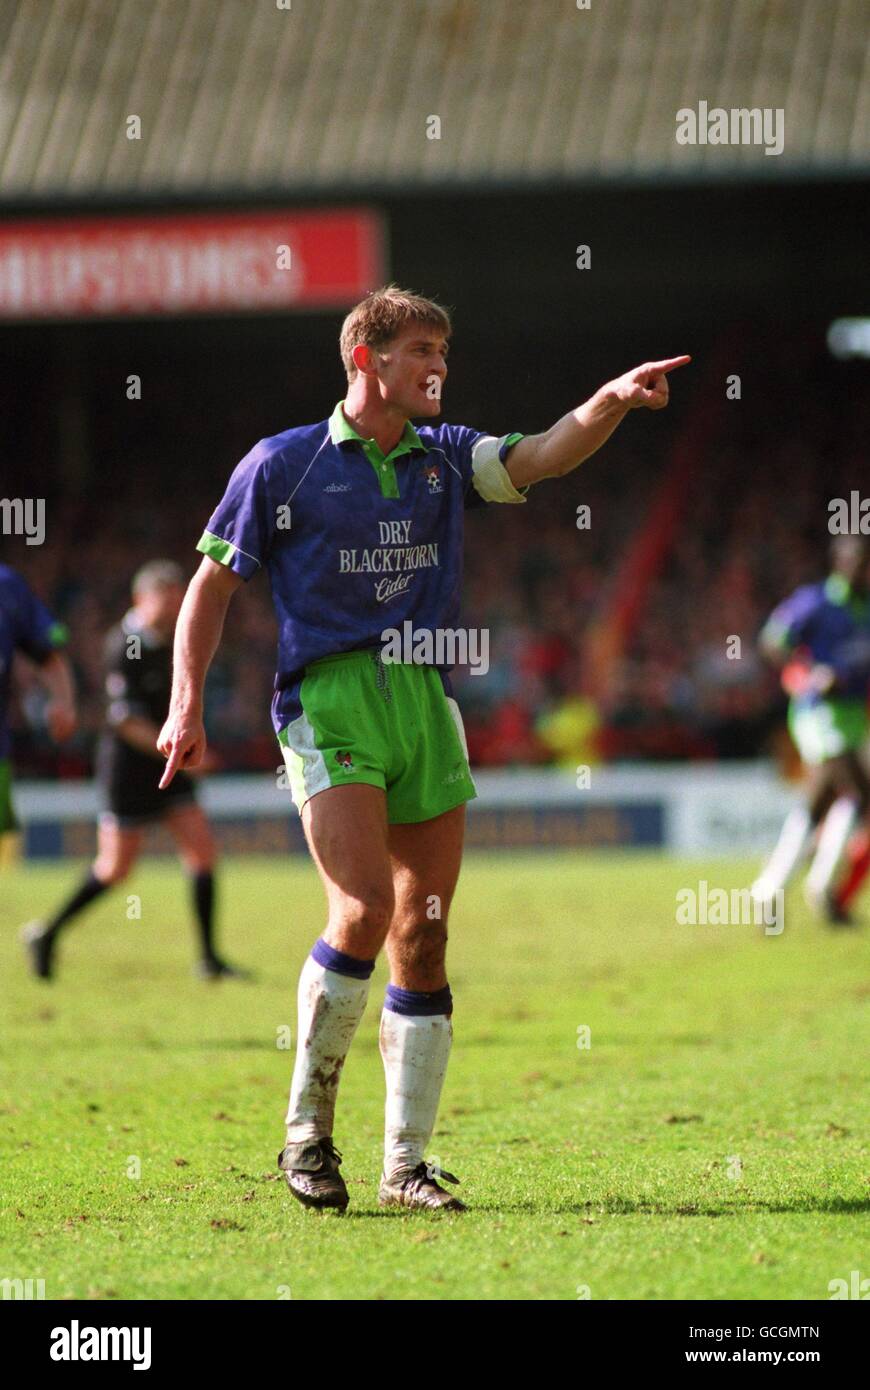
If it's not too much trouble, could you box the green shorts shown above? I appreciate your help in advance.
[0,758,18,834]
[277,650,477,823]
[788,698,869,766]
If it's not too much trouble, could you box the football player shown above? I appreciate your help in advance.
[158,286,689,1211]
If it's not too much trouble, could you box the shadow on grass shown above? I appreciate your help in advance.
[274,1194,870,1222]
[136,1038,271,1051]
[466,1195,870,1217]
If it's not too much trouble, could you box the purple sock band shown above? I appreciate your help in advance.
[311,937,375,980]
[384,983,453,1017]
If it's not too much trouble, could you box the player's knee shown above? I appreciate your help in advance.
[393,894,450,934]
[335,886,395,940]
[853,781,870,816]
[183,850,216,875]
[93,858,128,886]
[391,915,448,964]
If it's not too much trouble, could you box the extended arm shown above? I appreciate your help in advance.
[36,651,77,742]
[759,622,793,669]
[505,356,691,488]
[157,557,242,787]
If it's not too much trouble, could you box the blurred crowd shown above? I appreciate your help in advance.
[6,333,869,776]
[457,335,869,767]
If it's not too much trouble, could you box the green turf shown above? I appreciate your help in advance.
[1,851,867,1301]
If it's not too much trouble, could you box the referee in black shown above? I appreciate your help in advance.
[23,561,245,981]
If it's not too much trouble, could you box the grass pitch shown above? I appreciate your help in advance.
[1,851,867,1301]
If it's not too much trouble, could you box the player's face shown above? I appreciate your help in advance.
[374,325,449,418]
[832,539,868,589]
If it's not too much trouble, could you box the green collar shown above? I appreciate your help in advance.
[825,573,868,613]
[329,401,424,462]
[826,574,852,605]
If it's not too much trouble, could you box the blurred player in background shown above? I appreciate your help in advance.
[22,561,246,980]
[0,562,76,861]
[751,536,870,923]
[829,816,870,920]
[157,285,690,1213]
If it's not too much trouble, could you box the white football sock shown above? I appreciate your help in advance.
[284,952,371,1145]
[380,1007,452,1180]
[752,806,813,896]
[806,798,858,898]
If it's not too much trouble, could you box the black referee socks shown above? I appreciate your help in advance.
[43,870,110,938]
[190,869,216,958]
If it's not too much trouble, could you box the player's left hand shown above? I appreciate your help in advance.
[609,356,692,410]
[781,658,812,697]
[807,663,837,695]
[45,699,77,742]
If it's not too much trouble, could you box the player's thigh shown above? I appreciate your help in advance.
[811,750,867,811]
[805,762,838,822]
[388,803,466,928]
[165,802,217,871]
[839,751,870,809]
[94,819,144,881]
[302,783,395,954]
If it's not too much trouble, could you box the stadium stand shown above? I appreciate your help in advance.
[1,0,867,194]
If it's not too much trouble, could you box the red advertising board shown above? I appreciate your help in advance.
[0,208,385,319]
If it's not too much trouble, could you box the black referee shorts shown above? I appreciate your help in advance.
[96,737,197,829]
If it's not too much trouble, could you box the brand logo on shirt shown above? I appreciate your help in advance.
[324,482,352,493]
[424,463,443,494]
[338,520,440,603]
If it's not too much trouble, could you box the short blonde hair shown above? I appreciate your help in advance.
[339,285,451,381]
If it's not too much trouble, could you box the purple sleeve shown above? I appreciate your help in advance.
[431,423,503,511]
[761,585,821,649]
[431,423,485,492]
[196,442,283,580]
[10,573,68,663]
[426,423,526,509]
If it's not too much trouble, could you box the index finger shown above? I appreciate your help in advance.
[159,748,181,790]
[649,355,692,375]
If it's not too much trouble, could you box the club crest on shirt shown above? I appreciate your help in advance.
[424,463,443,494]
[335,750,354,770]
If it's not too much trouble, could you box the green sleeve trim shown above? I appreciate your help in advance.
[761,619,791,650]
[197,531,238,567]
[499,432,525,456]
